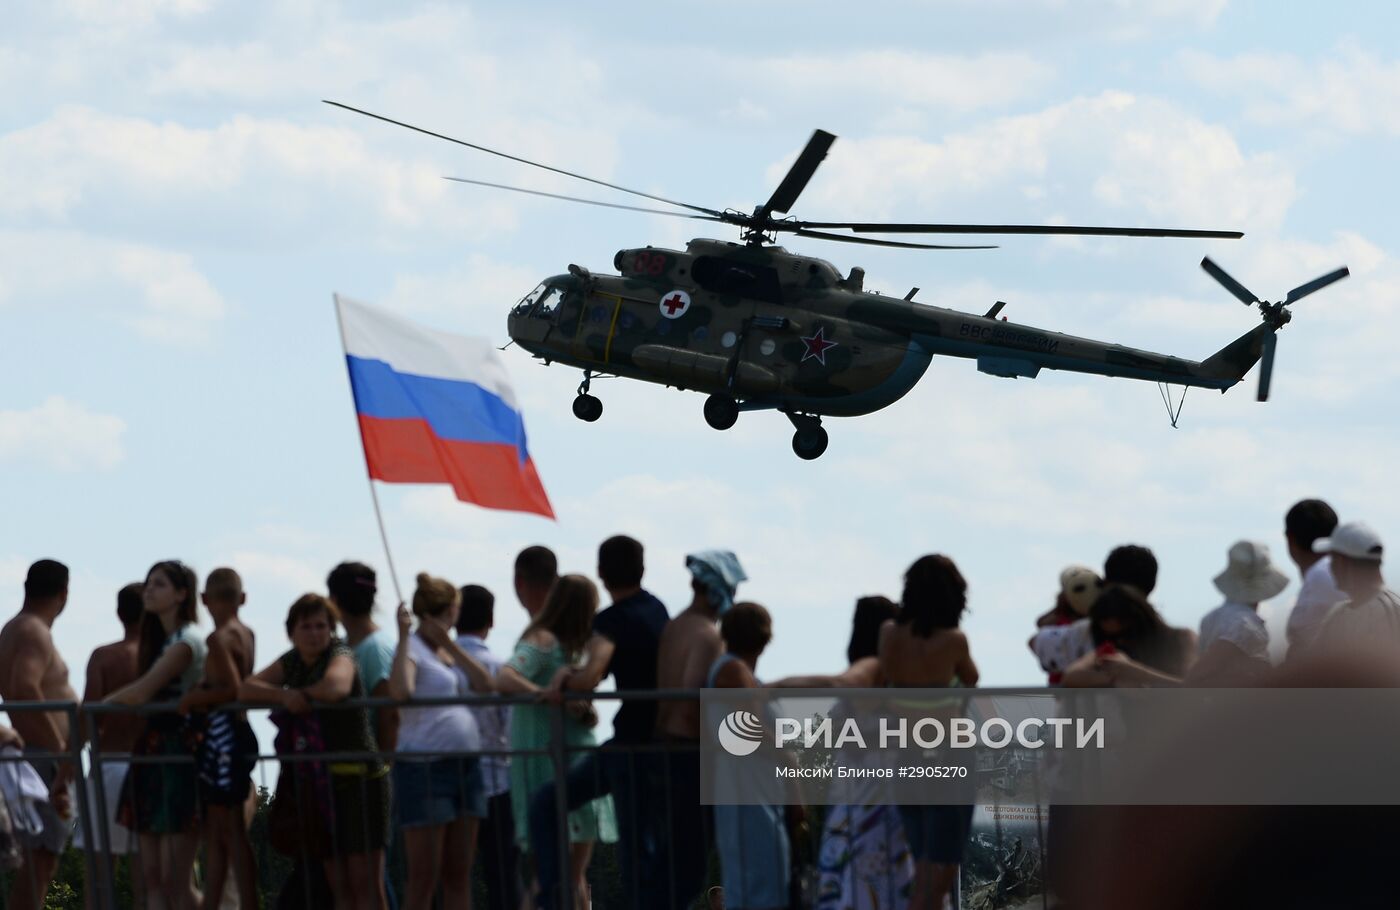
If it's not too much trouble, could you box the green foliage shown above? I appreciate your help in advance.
[43,879,78,910]
[249,784,292,903]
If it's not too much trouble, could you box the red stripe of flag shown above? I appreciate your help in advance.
[358,415,555,519]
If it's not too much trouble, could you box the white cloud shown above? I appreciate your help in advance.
[0,557,26,590]
[789,92,1294,232]
[227,551,324,596]
[764,52,1054,113]
[57,0,212,26]
[720,100,770,124]
[379,254,544,326]
[0,107,521,244]
[0,397,126,471]
[1182,47,1400,136]
[0,230,225,342]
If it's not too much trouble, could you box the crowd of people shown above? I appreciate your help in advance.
[0,496,1394,909]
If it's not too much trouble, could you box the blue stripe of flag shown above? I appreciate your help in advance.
[346,355,530,458]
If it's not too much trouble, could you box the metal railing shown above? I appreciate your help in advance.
[2,691,718,910]
[2,689,1058,909]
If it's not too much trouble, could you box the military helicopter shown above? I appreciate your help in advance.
[327,102,1350,459]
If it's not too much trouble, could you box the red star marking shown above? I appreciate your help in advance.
[662,293,687,315]
[800,326,838,364]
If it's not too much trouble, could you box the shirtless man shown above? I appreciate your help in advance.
[178,568,257,908]
[77,582,144,868]
[0,559,78,910]
[653,550,746,910]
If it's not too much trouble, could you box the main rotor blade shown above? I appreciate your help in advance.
[1201,257,1259,306]
[800,221,1244,239]
[793,228,996,250]
[444,177,727,222]
[1285,266,1350,304]
[1257,330,1277,402]
[324,100,726,218]
[764,130,836,216]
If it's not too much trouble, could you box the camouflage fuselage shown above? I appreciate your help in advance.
[507,239,1258,418]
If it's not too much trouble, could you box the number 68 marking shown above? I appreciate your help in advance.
[634,252,667,276]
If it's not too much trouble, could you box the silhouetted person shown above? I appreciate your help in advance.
[709,603,791,910]
[533,535,669,908]
[1310,522,1399,657]
[1103,544,1158,597]
[1188,541,1286,686]
[456,584,522,910]
[1282,498,1345,657]
[771,595,898,688]
[104,560,207,910]
[879,554,979,909]
[514,546,558,622]
[654,551,748,910]
[1031,546,1164,685]
[178,568,258,909]
[0,559,77,910]
[77,583,143,870]
[330,561,400,753]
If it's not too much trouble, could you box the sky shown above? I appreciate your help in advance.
[3,0,1399,739]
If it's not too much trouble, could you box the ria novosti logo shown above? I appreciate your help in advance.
[717,710,765,756]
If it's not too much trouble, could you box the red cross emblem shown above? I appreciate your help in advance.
[800,326,838,364]
[658,289,691,319]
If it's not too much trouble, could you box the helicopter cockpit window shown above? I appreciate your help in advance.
[691,257,783,303]
[512,283,561,319]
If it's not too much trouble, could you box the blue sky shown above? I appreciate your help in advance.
[3,1,1399,732]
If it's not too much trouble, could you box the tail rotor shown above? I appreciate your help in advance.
[1200,257,1349,401]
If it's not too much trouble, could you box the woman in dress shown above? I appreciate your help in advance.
[496,574,616,909]
[388,572,495,910]
[240,594,390,910]
[104,560,207,910]
[786,597,915,910]
[878,555,980,910]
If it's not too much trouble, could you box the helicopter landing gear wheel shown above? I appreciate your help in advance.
[786,413,828,460]
[703,395,739,431]
[572,394,603,422]
[792,426,828,460]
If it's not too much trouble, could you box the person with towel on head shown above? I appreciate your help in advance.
[653,550,748,910]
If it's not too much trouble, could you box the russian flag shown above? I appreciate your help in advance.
[335,295,554,519]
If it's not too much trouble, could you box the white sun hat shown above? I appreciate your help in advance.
[1213,540,1290,604]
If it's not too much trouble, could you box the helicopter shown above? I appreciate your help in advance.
[327,101,1351,460]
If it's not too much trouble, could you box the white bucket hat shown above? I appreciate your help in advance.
[1214,540,1290,604]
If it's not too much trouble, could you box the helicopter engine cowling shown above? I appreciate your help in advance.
[630,345,780,395]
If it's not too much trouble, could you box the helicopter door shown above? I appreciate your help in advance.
[566,291,626,364]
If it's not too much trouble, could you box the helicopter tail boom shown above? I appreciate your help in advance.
[1198,323,1273,387]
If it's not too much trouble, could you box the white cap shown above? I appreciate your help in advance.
[1313,521,1384,562]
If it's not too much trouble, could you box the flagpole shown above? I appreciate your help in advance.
[333,294,405,605]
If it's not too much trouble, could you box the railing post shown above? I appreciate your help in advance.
[66,703,105,910]
[550,697,572,910]
[85,707,117,910]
